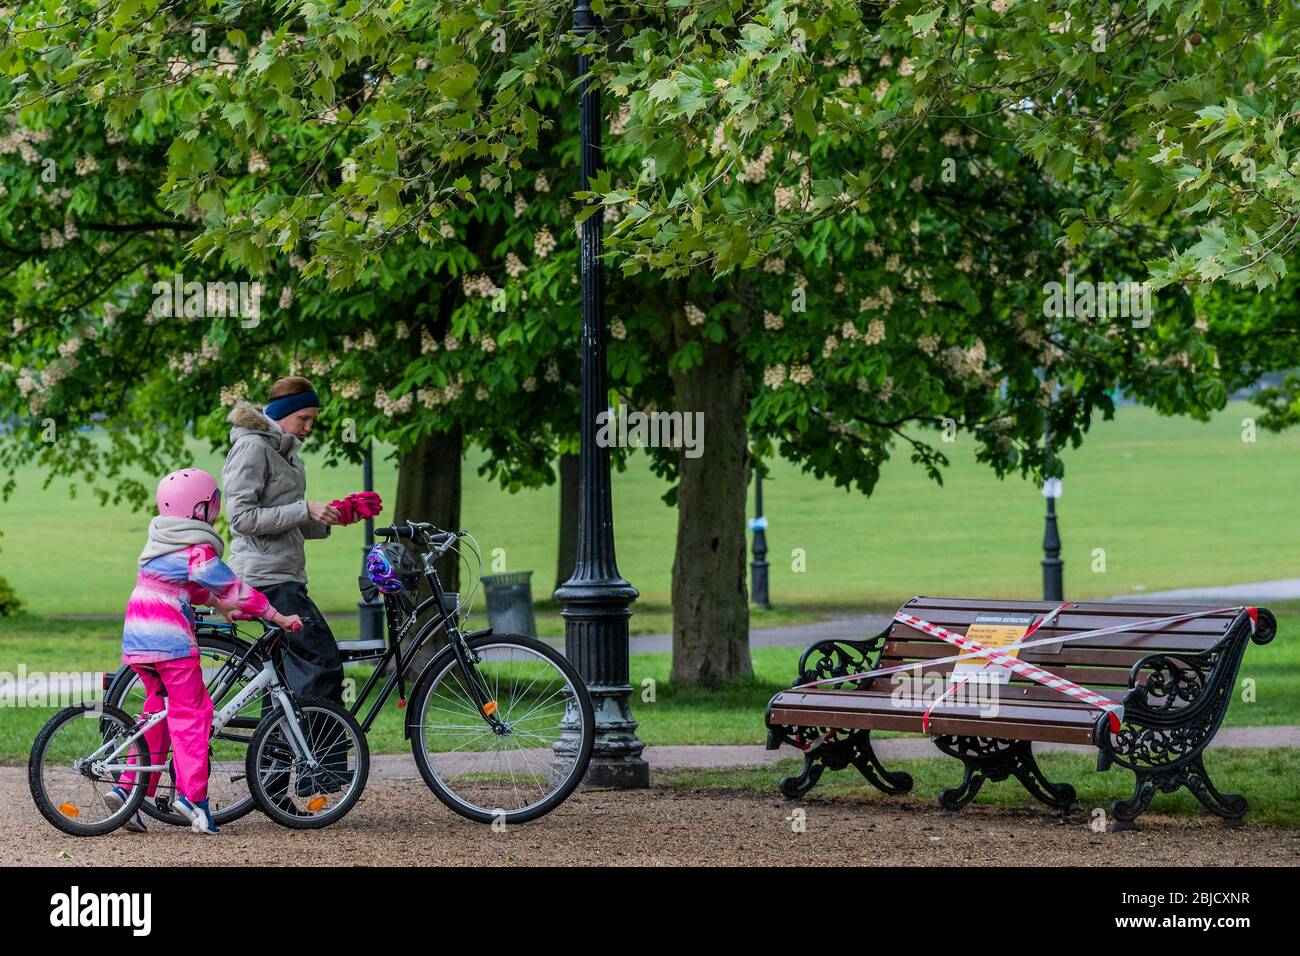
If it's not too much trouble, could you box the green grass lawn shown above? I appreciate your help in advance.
[1,401,1298,617]
[3,603,1296,762]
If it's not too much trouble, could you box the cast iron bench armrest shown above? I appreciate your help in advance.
[794,624,891,690]
[1121,646,1223,718]
[1120,608,1275,723]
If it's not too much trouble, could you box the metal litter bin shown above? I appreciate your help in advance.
[481,571,536,637]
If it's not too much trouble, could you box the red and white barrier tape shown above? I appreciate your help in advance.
[897,610,1124,733]
[792,604,1253,735]
[920,601,1073,733]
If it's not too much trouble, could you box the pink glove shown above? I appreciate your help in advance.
[329,498,358,525]
[348,491,384,519]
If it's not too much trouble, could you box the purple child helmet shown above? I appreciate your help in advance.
[366,542,414,593]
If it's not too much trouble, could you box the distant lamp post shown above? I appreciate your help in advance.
[1039,370,1064,602]
[1041,477,1064,601]
[750,465,770,609]
[358,441,384,640]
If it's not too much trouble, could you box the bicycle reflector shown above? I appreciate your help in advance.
[365,543,413,593]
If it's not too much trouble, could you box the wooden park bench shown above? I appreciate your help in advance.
[764,597,1275,829]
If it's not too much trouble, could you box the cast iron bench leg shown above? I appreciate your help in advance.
[934,736,1075,815]
[1108,757,1250,831]
[1109,770,1160,831]
[938,754,989,814]
[1184,754,1249,826]
[778,730,913,799]
[1010,746,1077,812]
[1109,755,1248,830]
[847,731,914,795]
[779,751,827,799]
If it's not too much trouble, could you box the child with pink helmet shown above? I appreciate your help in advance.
[111,467,301,834]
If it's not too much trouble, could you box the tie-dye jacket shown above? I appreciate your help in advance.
[122,543,272,664]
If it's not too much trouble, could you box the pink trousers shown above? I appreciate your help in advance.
[118,657,213,803]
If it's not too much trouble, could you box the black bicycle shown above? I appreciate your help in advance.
[103,521,595,826]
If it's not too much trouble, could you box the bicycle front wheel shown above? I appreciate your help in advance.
[409,634,595,824]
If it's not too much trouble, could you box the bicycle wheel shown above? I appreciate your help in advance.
[29,703,150,837]
[409,634,595,824]
[245,696,369,830]
[104,631,267,826]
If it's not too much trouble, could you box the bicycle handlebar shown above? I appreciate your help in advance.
[376,522,465,548]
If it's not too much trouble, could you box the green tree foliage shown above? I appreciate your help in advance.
[4,1,1296,684]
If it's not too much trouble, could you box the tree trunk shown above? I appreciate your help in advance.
[394,424,463,595]
[390,425,463,677]
[554,451,579,592]
[669,341,752,687]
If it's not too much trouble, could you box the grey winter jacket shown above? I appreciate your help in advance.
[222,401,330,587]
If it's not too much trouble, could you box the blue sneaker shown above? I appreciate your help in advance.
[105,786,147,833]
[175,795,219,834]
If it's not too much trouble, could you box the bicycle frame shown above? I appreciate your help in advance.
[93,639,319,778]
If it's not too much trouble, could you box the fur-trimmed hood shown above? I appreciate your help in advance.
[227,400,274,433]
[227,400,299,458]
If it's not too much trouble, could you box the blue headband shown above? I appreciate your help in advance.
[265,389,321,422]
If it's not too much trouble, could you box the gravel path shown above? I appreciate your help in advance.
[5,767,1297,867]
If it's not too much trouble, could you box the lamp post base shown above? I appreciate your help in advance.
[578,687,650,789]
[358,598,384,642]
[557,580,649,791]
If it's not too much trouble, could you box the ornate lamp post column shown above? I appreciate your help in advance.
[553,0,649,789]
[358,441,384,640]
[750,465,770,609]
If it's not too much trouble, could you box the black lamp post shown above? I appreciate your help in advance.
[358,441,384,640]
[1041,480,1063,601]
[750,464,770,609]
[553,0,648,790]
[1040,394,1063,601]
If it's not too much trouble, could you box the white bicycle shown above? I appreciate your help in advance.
[29,620,369,836]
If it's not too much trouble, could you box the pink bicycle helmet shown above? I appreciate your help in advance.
[156,468,222,523]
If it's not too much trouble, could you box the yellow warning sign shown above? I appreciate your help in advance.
[953,613,1035,683]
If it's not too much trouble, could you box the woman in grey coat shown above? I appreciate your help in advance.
[222,376,344,702]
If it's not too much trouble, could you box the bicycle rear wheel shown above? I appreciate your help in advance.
[29,703,149,837]
[104,631,267,825]
[409,634,595,824]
